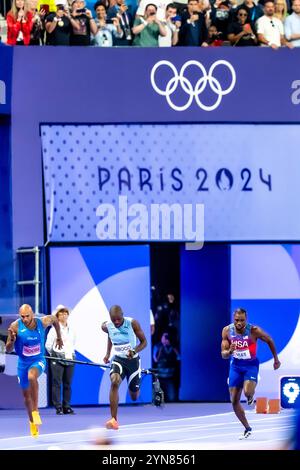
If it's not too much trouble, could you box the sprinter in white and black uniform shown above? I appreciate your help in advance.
[102,305,147,430]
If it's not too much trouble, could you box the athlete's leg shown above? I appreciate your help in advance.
[28,361,45,426]
[244,380,257,405]
[243,362,259,405]
[228,363,252,429]
[18,365,33,421]
[127,357,141,401]
[109,372,122,420]
[21,382,39,437]
[128,390,140,401]
[230,387,251,429]
[22,388,34,422]
[28,367,40,412]
[18,364,41,436]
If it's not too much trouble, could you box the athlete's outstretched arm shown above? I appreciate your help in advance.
[252,326,281,369]
[131,319,147,355]
[221,326,236,359]
[42,315,63,349]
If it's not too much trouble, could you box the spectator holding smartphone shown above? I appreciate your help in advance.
[6,0,33,45]
[136,0,169,21]
[210,0,233,40]
[159,3,181,46]
[227,6,257,46]
[69,0,97,45]
[178,0,208,45]
[107,0,134,45]
[28,0,47,44]
[207,24,223,45]
[45,0,77,45]
[92,1,123,46]
[132,3,167,46]
[37,1,56,13]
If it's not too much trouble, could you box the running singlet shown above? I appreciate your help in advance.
[228,323,257,363]
[14,318,45,363]
[106,317,137,358]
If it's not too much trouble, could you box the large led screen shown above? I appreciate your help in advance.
[42,124,300,243]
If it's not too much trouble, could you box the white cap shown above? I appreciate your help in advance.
[52,304,70,317]
[55,0,67,5]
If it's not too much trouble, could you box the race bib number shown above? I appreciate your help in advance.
[233,349,251,360]
[22,344,41,357]
[114,343,131,357]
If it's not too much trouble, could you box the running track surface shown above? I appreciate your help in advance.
[0,403,293,450]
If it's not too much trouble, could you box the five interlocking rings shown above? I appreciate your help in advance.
[150,60,236,112]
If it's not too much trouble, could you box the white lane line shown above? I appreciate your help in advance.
[163,424,293,444]
[0,411,291,448]
[0,411,235,443]
[4,420,293,450]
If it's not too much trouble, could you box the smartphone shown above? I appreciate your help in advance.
[40,4,50,13]
[76,8,86,13]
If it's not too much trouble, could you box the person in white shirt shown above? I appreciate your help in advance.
[159,2,181,46]
[45,304,76,415]
[256,0,287,48]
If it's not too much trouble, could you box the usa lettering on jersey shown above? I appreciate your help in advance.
[232,340,249,348]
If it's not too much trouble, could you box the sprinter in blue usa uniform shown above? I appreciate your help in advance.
[6,304,63,437]
[221,308,281,439]
[102,305,147,430]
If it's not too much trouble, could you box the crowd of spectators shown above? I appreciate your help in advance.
[1,0,300,47]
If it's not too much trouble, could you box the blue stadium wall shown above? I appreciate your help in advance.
[0,46,14,315]
[1,48,300,403]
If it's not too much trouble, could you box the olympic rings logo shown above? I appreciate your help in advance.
[150,60,236,112]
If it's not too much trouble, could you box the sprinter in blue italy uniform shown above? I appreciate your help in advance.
[102,305,147,430]
[221,308,281,439]
[6,304,63,437]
